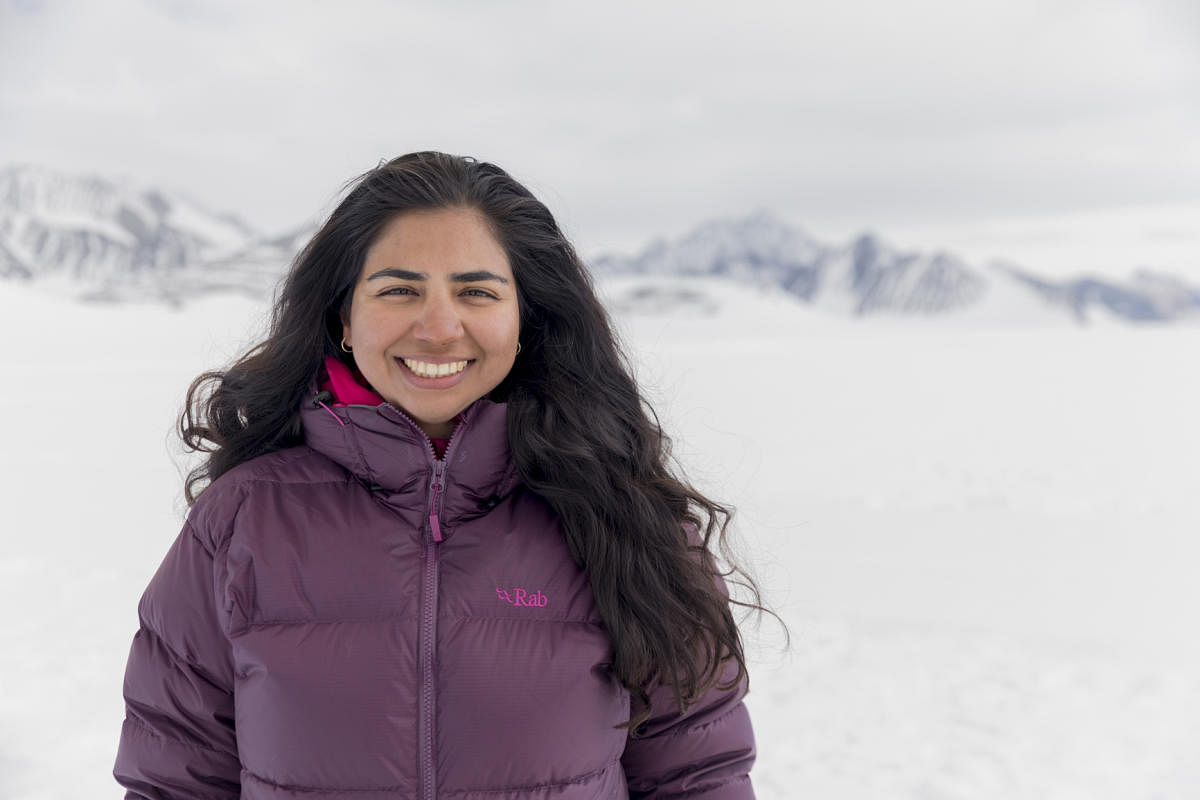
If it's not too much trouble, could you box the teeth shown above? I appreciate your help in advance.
[402,358,468,378]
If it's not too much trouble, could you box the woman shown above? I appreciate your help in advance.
[114,152,761,799]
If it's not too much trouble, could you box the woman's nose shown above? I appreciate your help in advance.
[414,293,464,344]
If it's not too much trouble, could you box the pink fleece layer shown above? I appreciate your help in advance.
[321,356,385,407]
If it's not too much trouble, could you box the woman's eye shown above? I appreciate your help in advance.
[462,288,496,299]
[379,286,416,297]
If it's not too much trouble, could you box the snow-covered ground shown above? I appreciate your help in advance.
[1,280,1197,799]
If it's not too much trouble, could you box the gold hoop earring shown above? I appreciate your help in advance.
[341,337,353,353]
[515,342,522,355]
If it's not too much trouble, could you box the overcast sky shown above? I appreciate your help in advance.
[2,0,1197,277]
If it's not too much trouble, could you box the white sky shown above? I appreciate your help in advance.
[1,0,1198,277]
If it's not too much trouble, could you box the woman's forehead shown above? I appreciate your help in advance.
[360,207,512,278]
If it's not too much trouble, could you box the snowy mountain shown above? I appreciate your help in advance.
[593,211,1200,324]
[0,165,292,303]
[2,166,1197,323]
[990,262,1200,323]
[592,212,986,315]
[0,164,254,275]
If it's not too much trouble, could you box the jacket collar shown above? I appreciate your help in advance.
[301,364,520,526]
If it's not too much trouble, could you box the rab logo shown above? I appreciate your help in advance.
[496,587,548,608]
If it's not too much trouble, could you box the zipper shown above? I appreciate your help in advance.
[416,420,466,800]
[418,460,444,800]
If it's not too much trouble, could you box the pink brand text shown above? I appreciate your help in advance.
[496,587,548,607]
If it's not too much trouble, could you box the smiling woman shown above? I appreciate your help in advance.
[113,152,768,800]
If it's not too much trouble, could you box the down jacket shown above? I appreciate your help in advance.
[114,379,756,799]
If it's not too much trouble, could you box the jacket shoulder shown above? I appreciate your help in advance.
[187,446,351,551]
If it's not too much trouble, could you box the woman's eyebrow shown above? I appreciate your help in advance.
[366,268,424,281]
[451,270,509,284]
[364,268,509,284]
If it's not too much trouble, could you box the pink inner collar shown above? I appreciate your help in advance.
[321,356,385,406]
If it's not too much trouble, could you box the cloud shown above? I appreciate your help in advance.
[0,0,1196,274]
[7,0,46,15]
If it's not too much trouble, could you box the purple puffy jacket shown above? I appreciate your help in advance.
[114,388,756,799]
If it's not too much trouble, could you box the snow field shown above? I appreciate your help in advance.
[1,281,1197,798]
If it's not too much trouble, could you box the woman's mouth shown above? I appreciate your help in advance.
[399,358,471,378]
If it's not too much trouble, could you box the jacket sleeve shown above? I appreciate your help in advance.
[113,519,241,799]
[620,654,756,799]
[619,529,757,800]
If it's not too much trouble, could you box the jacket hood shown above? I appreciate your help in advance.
[301,368,520,528]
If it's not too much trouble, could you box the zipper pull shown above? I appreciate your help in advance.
[429,461,446,543]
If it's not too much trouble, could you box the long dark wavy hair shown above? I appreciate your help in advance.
[181,151,773,731]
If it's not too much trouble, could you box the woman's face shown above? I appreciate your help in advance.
[341,206,520,439]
